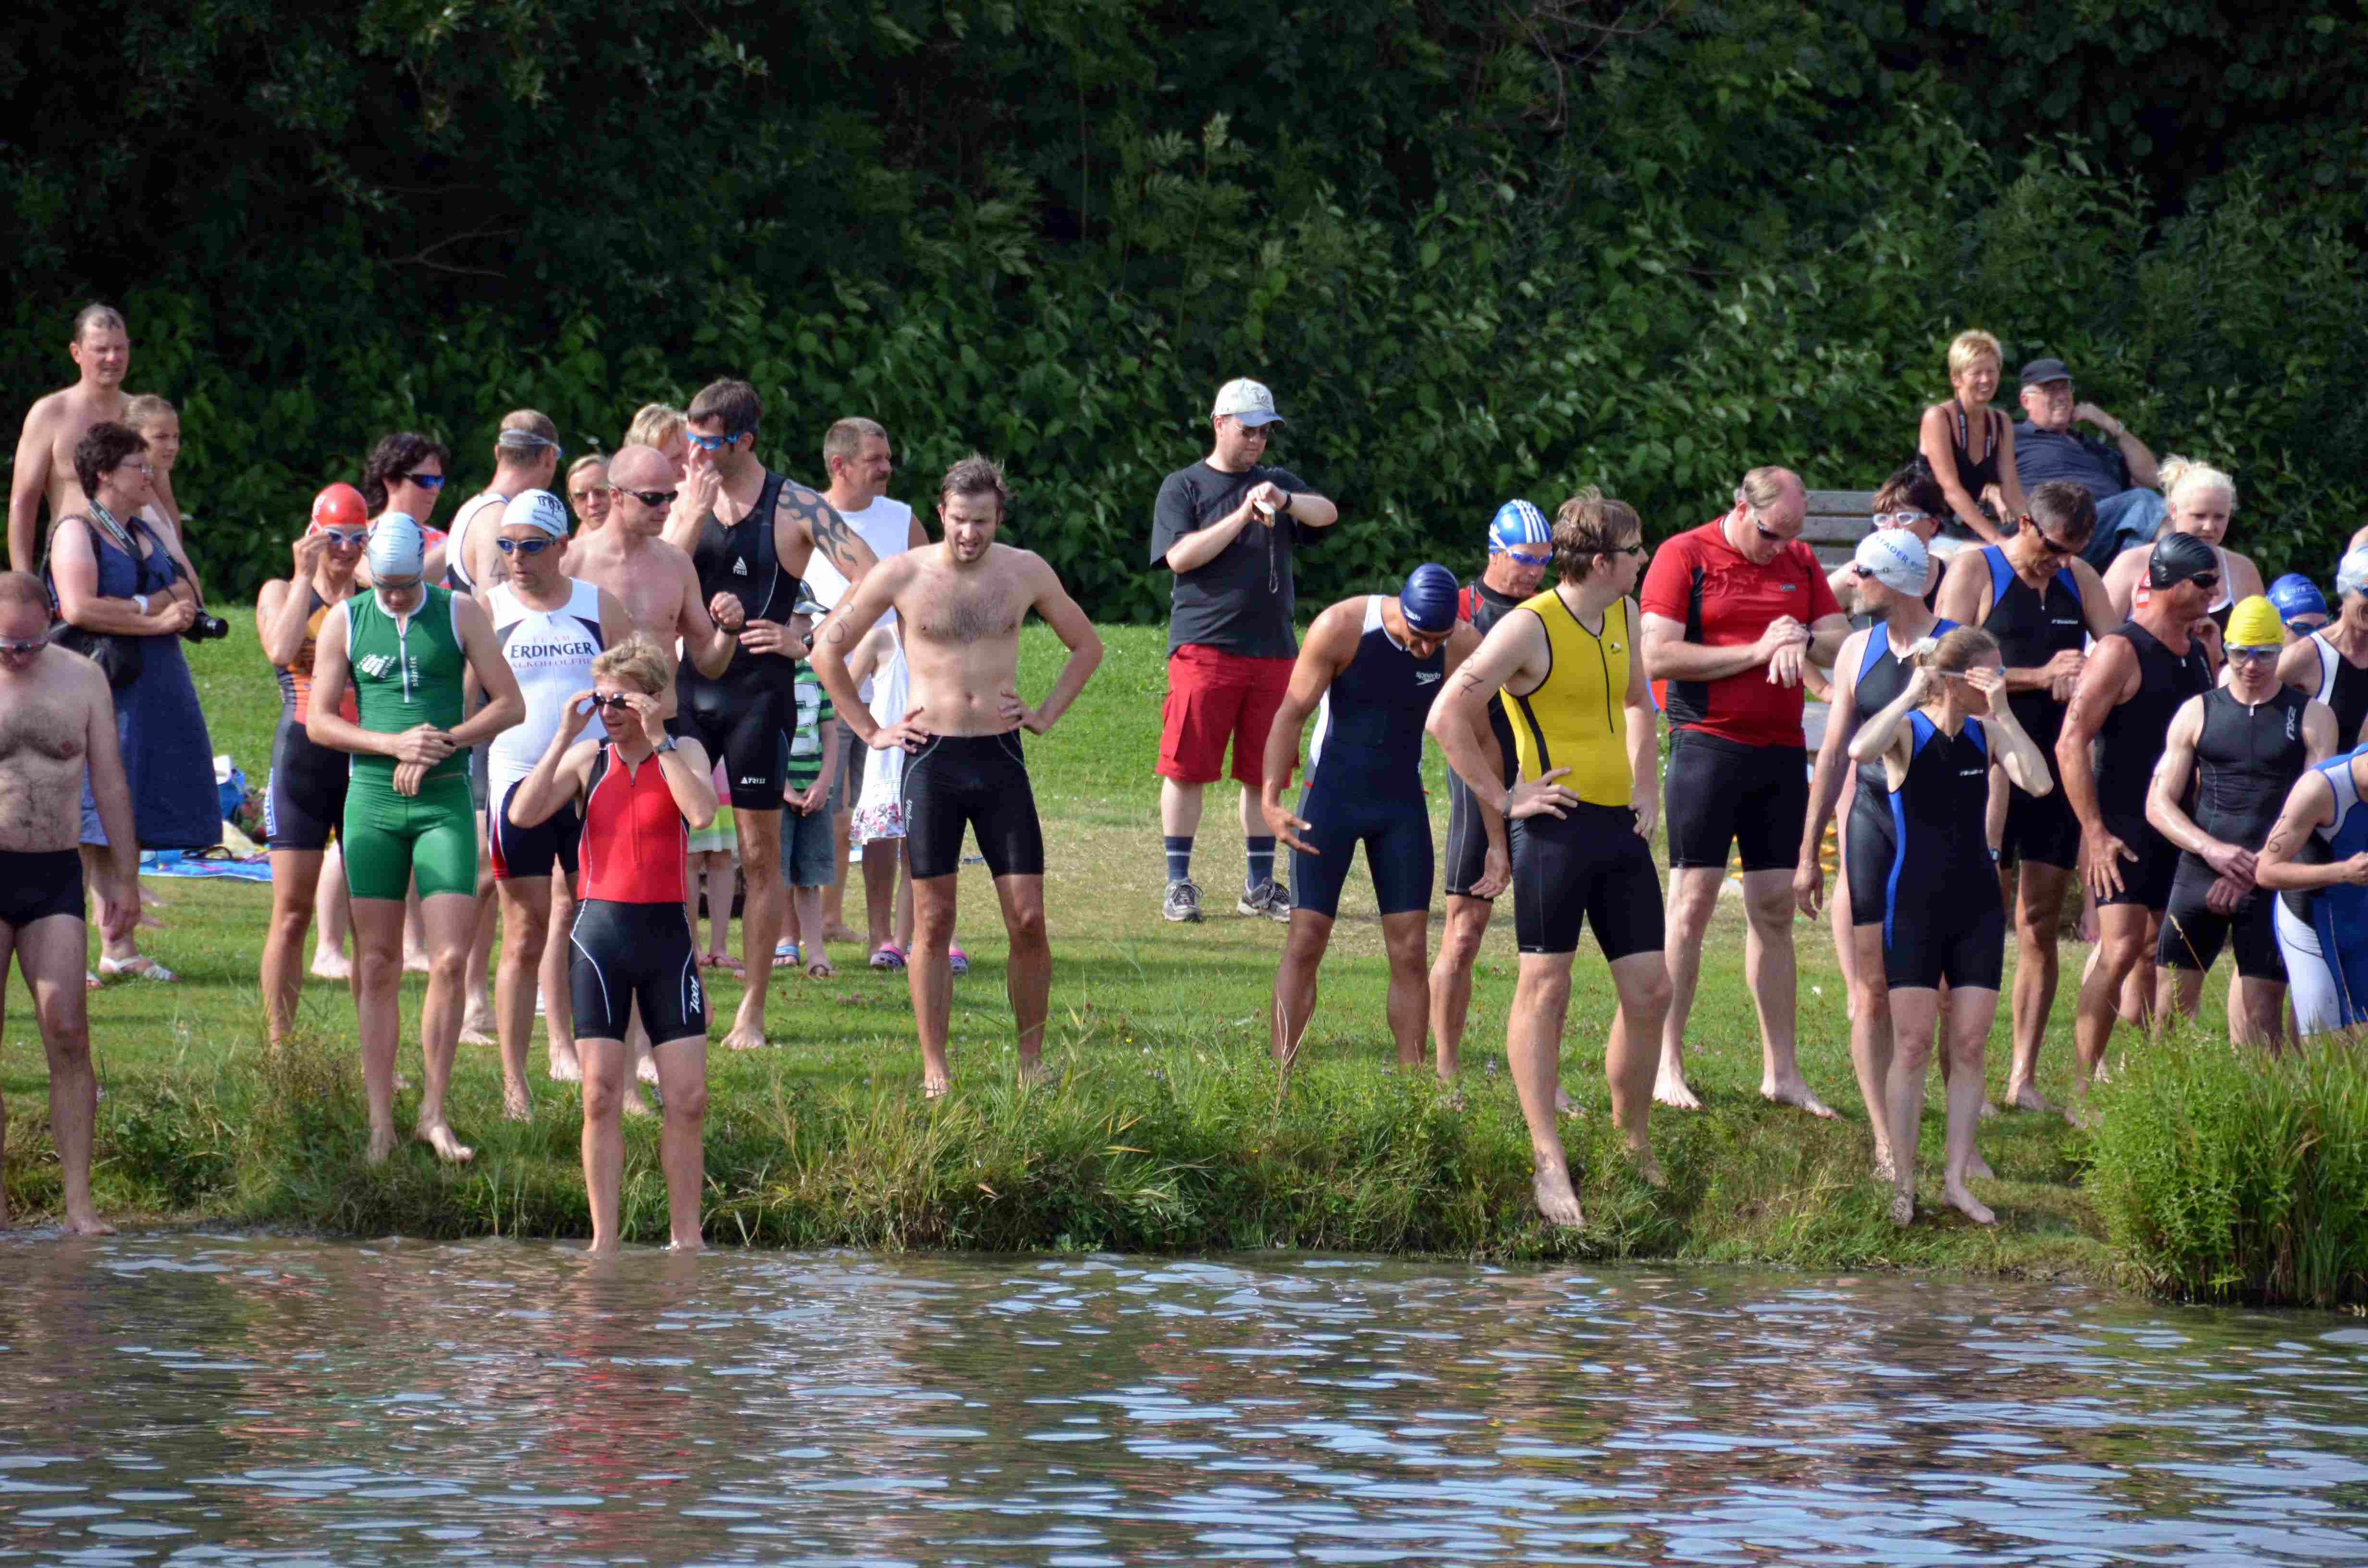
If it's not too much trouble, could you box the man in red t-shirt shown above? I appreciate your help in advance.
[1639,466,1850,1118]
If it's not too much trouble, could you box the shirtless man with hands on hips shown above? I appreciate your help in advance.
[812,455,1104,1097]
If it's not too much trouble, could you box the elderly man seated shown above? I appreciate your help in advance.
[2011,356,2163,573]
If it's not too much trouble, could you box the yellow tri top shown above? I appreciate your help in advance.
[1506,588,1632,807]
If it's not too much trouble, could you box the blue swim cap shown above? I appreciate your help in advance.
[2269,572,2330,626]
[1400,563,1460,636]
[1488,500,1551,555]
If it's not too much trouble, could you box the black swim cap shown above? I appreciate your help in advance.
[2148,531,2220,589]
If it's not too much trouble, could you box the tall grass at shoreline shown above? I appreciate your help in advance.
[7,617,2361,1307]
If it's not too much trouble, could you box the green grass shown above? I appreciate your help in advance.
[0,610,2312,1298]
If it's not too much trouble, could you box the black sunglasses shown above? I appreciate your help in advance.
[2021,515,2085,555]
[575,692,638,714]
[610,486,679,508]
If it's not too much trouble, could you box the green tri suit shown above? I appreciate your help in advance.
[339,586,479,900]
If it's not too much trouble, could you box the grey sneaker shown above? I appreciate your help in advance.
[1162,877,1204,923]
[1238,878,1292,921]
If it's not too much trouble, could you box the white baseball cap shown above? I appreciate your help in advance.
[507,489,571,539]
[1212,378,1286,427]
[1852,527,1928,595]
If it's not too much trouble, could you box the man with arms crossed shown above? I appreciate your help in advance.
[1640,466,1848,1116]
[1260,564,1489,1071]
[1427,493,1668,1227]
[663,379,879,1050]
[10,305,181,572]
[2056,531,2219,1097]
[308,516,526,1163]
[808,417,927,949]
[1150,378,1340,923]
[0,572,137,1233]
[1429,501,1554,1075]
[814,456,1104,1095]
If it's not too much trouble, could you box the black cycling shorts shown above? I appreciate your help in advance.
[266,716,349,853]
[1290,788,1434,920]
[1665,729,1808,872]
[2097,811,2180,912]
[569,899,707,1045]
[671,670,792,812]
[492,780,581,882]
[2158,856,2287,981]
[900,732,1045,882]
[1998,773,2079,870]
[0,848,85,929]
[1443,772,1510,900]
[1512,803,1665,960]
[1884,894,2005,991]
[1844,783,1898,929]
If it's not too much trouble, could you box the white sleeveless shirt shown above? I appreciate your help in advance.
[486,577,604,792]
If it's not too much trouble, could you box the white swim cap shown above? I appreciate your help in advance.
[368,512,426,582]
[509,489,571,539]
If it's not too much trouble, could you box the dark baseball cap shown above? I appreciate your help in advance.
[2019,356,2073,388]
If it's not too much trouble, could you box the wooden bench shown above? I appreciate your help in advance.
[1802,489,1877,569]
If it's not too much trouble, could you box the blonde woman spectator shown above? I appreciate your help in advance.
[2101,457,2262,628]
[1917,330,2026,546]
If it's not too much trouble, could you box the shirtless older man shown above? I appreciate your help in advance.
[10,305,179,572]
[568,444,741,683]
[0,572,138,1232]
[813,455,1104,1094]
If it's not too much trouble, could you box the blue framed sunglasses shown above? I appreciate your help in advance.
[685,429,747,453]
[494,537,557,556]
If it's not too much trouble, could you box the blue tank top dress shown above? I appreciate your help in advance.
[70,518,220,850]
[1881,711,2006,991]
[1291,596,1442,920]
[1843,618,1957,927]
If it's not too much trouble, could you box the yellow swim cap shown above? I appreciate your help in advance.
[2225,594,2284,650]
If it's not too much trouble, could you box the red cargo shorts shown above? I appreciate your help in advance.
[1156,643,1296,787]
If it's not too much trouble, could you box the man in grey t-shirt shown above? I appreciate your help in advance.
[1148,379,1339,923]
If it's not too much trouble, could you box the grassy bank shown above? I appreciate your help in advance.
[0,614,2335,1301]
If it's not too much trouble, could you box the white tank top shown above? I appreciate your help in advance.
[444,489,511,594]
[487,577,604,790]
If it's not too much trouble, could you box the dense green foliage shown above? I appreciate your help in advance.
[2086,1031,2368,1309]
[6,1,2366,609]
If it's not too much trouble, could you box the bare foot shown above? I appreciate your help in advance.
[2091,1058,2115,1085]
[1532,1165,1586,1228]
[1017,1056,1048,1088]
[1889,1189,1914,1225]
[1978,1098,2001,1119]
[502,1084,532,1122]
[2005,1081,2055,1114]
[547,1050,583,1083]
[416,1121,475,1164]
[1872,1147,1896,1185]
[1626,1145,1666,1189]
[623,1086,655,1117]
[310,950,352,981]
[1761,1076,1838,1118]
[666,1236,707,1254]
[1968,1151,1995,1182]
[1554,1084,1580,1117]
[459,1006,496,1047]
[805,954,836,980]
[62,1210,117,1237]
[1654,1069,1703,1111]
[138,906,164,930]
[1942,1179,1996,1225]
[923,1075,951,1100]
[823,922,863,944]
[366,1125,399,1165]
[720,1025,769,1052]
[636,1052,660,1086]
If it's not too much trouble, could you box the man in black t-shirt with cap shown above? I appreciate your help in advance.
[1148,378,1340,924]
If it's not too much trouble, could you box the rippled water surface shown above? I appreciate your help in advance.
[7,1236,2368,1564]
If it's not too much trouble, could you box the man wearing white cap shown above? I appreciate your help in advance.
[482,490,632,1118]
[1796,527,1949,1177]
[305,513,524,1166]
[1149,378,1340,924]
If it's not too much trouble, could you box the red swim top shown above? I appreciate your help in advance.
[577,742,689,905]
[1640,516,1843,747]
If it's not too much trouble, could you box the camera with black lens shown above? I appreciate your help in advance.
[182,612,231,644]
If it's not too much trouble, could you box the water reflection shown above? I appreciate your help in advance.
[5,1235,2368,1563]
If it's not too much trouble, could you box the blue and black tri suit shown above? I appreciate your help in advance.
[2276,748,2368,1035]
[1291,596,1439,920]
[1843,617,1955,928]
[1976,545,2085,870]
[1883,711,2006,991]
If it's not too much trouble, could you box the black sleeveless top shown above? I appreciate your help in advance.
[1977,546,2086,752]
[682,469,798,687]
[1946,404,2007,497]
[2187,686,2311,854]
[2097,620,2214,819]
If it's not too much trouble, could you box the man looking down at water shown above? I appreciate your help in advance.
[1260,564,1487,1071]
[306,515,525,1164]
[2056,530,2219,1098]
[506,633,718,1254]
[1639,466,1848,1117]
[0,571,137,1234]
[1427,493,1668,1229]
[663,379,878,1052]
[813,455,1103,1096]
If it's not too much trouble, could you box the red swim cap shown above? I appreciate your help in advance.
[310,483,368,533]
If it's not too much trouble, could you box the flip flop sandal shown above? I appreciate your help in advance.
[868,943,907,971]
[99,956,178,982]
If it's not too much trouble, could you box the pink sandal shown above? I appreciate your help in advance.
[868,943,906,971]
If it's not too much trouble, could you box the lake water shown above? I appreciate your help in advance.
[6,1235,2368,1564]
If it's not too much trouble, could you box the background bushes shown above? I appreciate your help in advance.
[5,0,2363,609]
